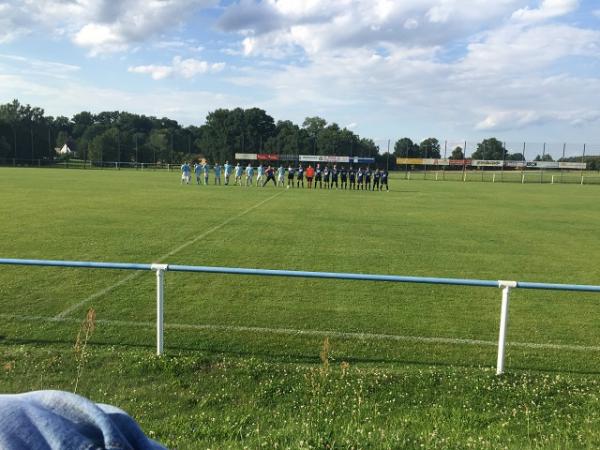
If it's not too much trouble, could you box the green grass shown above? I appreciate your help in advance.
[1,167,599,448]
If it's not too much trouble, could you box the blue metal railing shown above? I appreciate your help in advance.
[1,258,598,374]
[1,258,599,292]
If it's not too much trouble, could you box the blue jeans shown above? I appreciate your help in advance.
[0,390,167,449]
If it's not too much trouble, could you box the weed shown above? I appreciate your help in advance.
[73,307,96,393]
[320,337,331,373]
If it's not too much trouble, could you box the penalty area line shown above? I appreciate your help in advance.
[3,313,600,353]
[54,191,285,319]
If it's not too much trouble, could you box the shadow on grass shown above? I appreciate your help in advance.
[2,336,599,376]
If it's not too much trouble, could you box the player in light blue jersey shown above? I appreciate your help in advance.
[256,164,265,187]
[223,161,232,185]
[214,163,222,185]
[277,165,285,187]
[180,162,191,184]
[202,162,210,185]
[234,163,243,186]
[193,163,202,185]
[245,163,254,187]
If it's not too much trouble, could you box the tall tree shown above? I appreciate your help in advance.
[302,116,327,154]
[394,138,419,157]
[88,128,119,162]
[451,146,464,159]
[419,138,441,158]
[471,138,505,160]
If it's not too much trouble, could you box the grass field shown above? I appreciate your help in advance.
[1,167,599,449]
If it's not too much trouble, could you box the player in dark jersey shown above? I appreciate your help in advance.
[262,165,277,187]
[287,164,295,188]
[373,169,381,191]
[365,167,372,191]
[340,166,347,189]
[349,167,356,190]
[380,170,389,191]
[315,164,322,188]
[297,164,305,188]
[323,165,330,189]
[331,165,339,189]
[356,168,364,190]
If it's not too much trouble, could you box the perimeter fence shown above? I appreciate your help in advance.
[390,140,600,185]
[0,158,182,171]
[2,138,600,185]
[1,258,599,375]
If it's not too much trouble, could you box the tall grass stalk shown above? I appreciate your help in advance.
[73,307,96,393]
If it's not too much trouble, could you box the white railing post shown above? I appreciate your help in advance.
[496,280,517,375]
[151,264,168,356]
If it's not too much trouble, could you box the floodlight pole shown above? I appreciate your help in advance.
[581,144,586,182]
[386,139,390,171]
[496,280,516,375]
[152,264,168,356]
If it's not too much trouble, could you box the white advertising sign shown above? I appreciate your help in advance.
[472,160,504,167]
[299,155,350,163]
[235,153,258,160]
[558,162,586,169]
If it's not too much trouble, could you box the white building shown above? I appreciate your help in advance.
[55,144,74,155]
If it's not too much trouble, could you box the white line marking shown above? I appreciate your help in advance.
[4,314,600,353]
[54,191,285,319]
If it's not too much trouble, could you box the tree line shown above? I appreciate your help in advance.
[0,99,379,165]
[1,99,597,169]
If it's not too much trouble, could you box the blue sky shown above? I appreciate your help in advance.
[1,0,600,151]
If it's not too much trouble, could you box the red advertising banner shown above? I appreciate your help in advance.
[257,153,279,161]
[449,159,471,166]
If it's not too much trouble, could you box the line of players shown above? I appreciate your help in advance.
[181,162,390,191]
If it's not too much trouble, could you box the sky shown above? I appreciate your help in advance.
[1,0,600,150]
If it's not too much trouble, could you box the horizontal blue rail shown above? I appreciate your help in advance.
[1,258,599,293]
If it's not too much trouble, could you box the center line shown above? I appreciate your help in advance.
[55,191,285,319]
[4,313,600,353]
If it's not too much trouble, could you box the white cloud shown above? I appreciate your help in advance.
[0,2,30,43]
[511,0,579,23]
[404,18,419,30]
[0,54,80,75]
[476,111,545,130]
[460,24,600,75]
[128,56,225,80]
[73,23,129,55]
[2,0,599,140]
[153,40,203,53]
[220,0,526,58]
[128,64,173,80]
[224,9,600,135]
[1,0,217,55]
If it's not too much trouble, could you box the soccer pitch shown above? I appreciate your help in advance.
[1,167,599,448]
